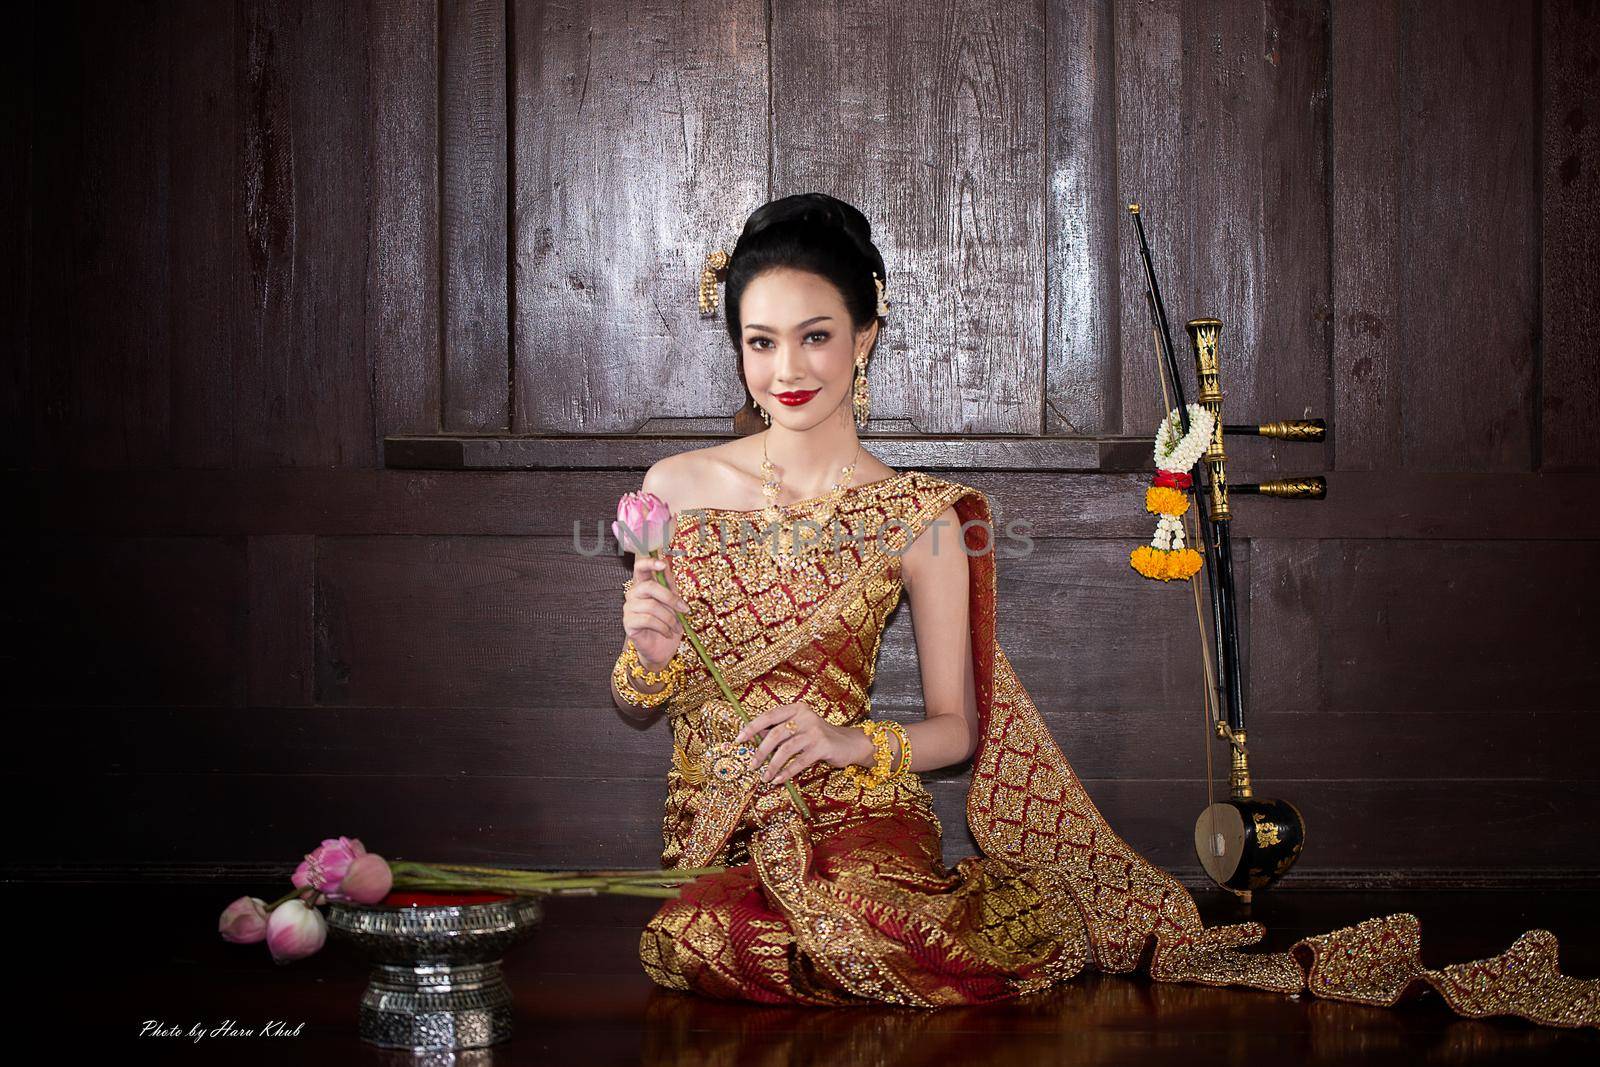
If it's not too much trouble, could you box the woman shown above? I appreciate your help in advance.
[611,193,1596,1025]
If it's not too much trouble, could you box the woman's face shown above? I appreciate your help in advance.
[739,267,877,430]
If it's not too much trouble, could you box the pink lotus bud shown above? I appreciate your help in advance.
[291,836,367,899]
[218,896,269,944]
[612,491,673,555]
[340,853,394,904]
[266,898,327,962]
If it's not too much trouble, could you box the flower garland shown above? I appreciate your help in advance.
[1130,403,1214,582]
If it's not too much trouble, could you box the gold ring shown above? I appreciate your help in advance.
[784,720,797,732]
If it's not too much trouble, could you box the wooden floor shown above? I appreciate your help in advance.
[15,881,1599,1064]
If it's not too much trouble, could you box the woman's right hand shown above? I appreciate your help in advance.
[623,555,690,670]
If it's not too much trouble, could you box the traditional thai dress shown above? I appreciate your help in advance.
[637,470,1597,1027]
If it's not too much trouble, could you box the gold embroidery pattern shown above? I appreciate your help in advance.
[638,471,1600,1027]
[657,475,934,871]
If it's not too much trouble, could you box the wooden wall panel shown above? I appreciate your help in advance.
[247,534,315,707]
[235,0,377,467]
[771,0,1047,435]
[1540,0,1600,472]
[11,769,1596,876]
[170,0,239,469]
[1397,0,1539,471]
[28,0,172,470]
[1113,0,1330,472]
[442,0,509,432]
[47,705,1600,788]
[1045,0,1121,436]
[1329,0,1402,471]
[1185,0,1330,477]
[370,0,443,445]
[511,0,770,434]
[1248,537,1600,718]
[12,1,1600,891]
[20,535,247,708]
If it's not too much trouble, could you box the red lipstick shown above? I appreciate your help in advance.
[773,389,821,406]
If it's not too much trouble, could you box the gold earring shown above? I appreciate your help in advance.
[699,250,730,317]
[752,396,770,426]
[853,349,871,429]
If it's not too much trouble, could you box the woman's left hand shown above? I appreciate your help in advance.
[734,702,867,786]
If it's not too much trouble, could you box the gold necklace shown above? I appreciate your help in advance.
[759,436,862,567]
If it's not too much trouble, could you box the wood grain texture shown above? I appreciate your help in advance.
[771,0,1047,434]
[1115,0,1330,468]
[1187,0,1330,477]
[22,468,1600,539]
[236,0,376,467]
[1330,0,1402,471]
[1398,0,1539,471]
[47,705,1600,784]
[1540,0,1600,472]
[511,0,770,433]
[247,534,315,707]
[370,0,443,443]
[442,0,509,432]
[9,769,1595,872]
[1046,0,1121,436]
[170,0,239,469]
[11,1,1599,891]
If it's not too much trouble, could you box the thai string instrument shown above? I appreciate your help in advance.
[1127,203,1325,901]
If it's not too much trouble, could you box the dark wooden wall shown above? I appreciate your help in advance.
[8,0,1598,889]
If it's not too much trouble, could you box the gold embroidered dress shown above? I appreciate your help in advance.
[638,471,1598,1026]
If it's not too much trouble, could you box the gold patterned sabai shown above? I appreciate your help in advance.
[636,470,1600,1026]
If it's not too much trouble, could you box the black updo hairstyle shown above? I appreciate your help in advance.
[723,193,886,432]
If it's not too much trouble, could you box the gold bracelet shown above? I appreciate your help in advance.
[625,639,681,687]
[612,641,678,708]
[843,720,894,789]
[881,720,912,778]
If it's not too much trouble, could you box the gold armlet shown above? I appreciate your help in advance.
[613,641,680,709]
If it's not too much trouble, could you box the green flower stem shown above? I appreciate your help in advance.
[651,557,813,821]
[391,879,686,899]
[264,886,309,911]
[385,860,720,899]
[421,862,723,882]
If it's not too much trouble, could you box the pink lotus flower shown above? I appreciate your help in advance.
[341,852,394,904]
[612,491,673,554]
[266,898,327,962]
[292,836,366,901]
[218,896,269,944]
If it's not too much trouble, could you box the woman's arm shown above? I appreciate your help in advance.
[611,458,691,724]
[733,503,980,784]
[896,503,980,771]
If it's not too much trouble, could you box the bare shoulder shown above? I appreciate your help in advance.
[902,503,965,591]
[855,453,898,486]
[641,440,760,513]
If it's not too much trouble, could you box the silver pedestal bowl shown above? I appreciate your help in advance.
[325,891,544,1051]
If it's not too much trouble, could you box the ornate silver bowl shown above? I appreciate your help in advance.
[325,892,544,1051]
